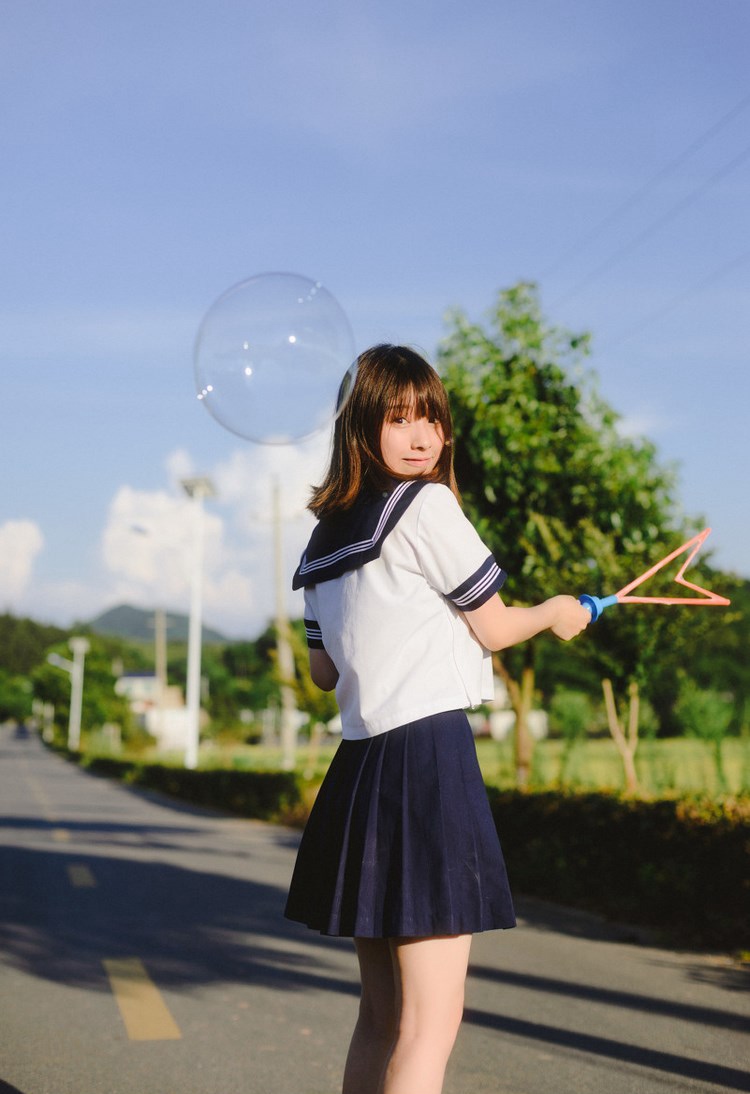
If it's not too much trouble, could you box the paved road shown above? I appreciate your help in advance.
[0,725,747,1094]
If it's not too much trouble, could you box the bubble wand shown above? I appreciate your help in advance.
[579,527,731,621]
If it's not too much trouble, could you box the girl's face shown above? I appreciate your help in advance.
[379,403,445,478]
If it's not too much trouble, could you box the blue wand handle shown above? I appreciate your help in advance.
[579,593,619,622]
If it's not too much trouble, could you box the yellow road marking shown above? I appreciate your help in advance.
[67,863,96,888]
[25,775,55,819]
[103,958,182,1041]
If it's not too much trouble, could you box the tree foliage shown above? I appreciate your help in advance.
[438,282,682,601]
[0,670,33,722]
[199,630,280,729]
[31,632,143,738]
[0,613,67,675]
[437,282,690,779]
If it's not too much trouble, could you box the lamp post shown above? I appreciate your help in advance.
[272,476,298,771]
[181,475,216,769]
[47,637,90,750]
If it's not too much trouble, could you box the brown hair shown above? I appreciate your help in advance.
[309,344,459,517]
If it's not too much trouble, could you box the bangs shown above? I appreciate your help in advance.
[381,372,452,432]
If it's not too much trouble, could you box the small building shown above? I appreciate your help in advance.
[115,672,191,751]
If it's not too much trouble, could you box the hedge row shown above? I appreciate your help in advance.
[62,748,748,951]
[74,753,301,822]
[487,788,749,951]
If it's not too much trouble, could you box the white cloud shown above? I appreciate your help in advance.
[164,448,196,486]
[0,520,44,607]
[98,437,329,637]
[615,408,676,440]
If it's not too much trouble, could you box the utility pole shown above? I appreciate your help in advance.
[181,476,216,770]
[273,477,298,771]
[153,607,168,738]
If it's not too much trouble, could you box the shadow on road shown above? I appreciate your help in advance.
[462,1005,750,1092]
[467,958,746,1032]
[2,729,748,1094]
[0,843,355,996]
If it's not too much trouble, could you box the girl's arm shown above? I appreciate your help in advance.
[309,647,339,691]
[464,593,590,652]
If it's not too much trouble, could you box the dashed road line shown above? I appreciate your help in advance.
[67,863,97,887]
[24,772,71,841]
[103,957,182,1041]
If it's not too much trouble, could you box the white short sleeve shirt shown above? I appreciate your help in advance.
[298,482,506,740]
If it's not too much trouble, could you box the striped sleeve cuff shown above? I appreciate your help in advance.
[448,556,507,612]
[304,617,325,649]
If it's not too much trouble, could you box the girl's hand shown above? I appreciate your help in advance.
[549,595,592,640]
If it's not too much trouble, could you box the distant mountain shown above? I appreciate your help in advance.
[87,604,228,644]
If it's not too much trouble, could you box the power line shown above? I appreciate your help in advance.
[541,90,750,281]
[599,248,750,352]
[549,140,750,310]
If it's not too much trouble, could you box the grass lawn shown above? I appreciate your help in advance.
[115,732,750,798]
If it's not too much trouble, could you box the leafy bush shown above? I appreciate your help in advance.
[675,680,735,791]
[487,787,749,950]
[53,742,747,950]
[76,753,300,821]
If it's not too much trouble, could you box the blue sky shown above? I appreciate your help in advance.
[2,0,748,638]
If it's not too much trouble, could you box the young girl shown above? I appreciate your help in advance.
[285,344,590,1094]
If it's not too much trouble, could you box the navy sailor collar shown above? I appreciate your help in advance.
[292,478,428,589]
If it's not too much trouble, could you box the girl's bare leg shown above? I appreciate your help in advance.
[342,938,398,1094]
[383,934,472,1094]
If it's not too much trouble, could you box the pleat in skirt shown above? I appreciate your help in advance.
[284,709,516,938]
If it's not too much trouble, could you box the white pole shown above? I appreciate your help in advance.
[185,492,205,769]
[273,477,298,772]
[68,637,90,751]
[181,476,216,770]
[154,607,168,739]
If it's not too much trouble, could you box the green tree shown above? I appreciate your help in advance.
[548,689,593,786]
[288,619,339,730]
[32,634,141,743]
[196,628,299,736]
[674,678,734,793]
[674,575,749,736]
[0,613,67,674]
[0,670,34,722]
[438,282,683,783]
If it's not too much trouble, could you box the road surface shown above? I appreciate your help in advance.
[0,724,747,1093]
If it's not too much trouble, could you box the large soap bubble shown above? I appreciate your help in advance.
[194,272,357,444]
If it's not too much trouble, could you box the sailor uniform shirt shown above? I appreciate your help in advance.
[293,480,507,740]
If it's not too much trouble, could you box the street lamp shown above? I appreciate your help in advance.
[180,475,217,769]
[47,637,90,750]
[272,476,298,771]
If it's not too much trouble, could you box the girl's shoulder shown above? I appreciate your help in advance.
[404,482,479,550]
[410,480,458,505]
[411,481,464,520]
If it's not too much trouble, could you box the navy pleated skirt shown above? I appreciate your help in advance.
[284,710,516,938]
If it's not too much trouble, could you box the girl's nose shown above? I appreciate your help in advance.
[410,420,431,447]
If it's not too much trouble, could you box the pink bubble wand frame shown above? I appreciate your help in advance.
[579,527,731,621]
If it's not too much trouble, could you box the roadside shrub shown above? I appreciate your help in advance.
[77,753,300,821]
[487,787,749,950]
[53,742,747,950]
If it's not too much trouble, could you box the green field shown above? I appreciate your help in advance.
[119,732,750,799]
[475,734,750,797]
